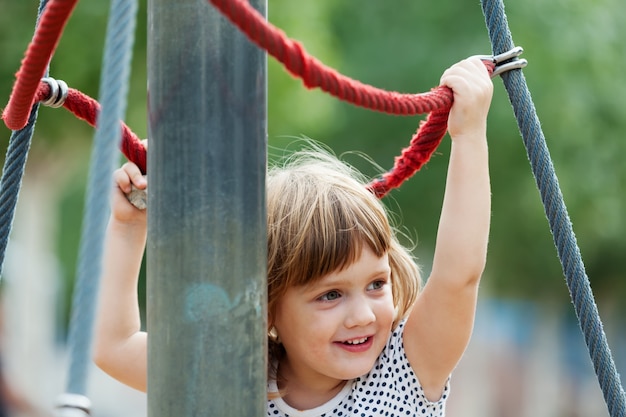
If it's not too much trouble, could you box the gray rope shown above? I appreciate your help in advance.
[0,113,37,277]
[0,0,49,279]
[64,0,138,396]
[481,0,626,415]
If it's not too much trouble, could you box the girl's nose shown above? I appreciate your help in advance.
[344,298,376,328]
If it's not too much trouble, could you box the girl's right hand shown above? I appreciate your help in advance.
[111,162,147,224]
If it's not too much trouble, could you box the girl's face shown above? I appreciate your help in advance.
[273,246,395,390]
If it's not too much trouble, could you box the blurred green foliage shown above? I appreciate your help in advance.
[2,0,626,332]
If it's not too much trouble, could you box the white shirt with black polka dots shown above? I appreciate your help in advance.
[267,319,449,417]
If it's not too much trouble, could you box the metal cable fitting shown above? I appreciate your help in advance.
[41,77,69,108]
[477,46,528,77]
[54,393,91,417]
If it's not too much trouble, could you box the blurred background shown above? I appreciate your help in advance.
[1,0,625,416]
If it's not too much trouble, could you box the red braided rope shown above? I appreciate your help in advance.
[34,82,147,173]
[2,0,78,131]
[207,0,494,196]
[368,109,450,197]
[209,0,454,116]
[2,0,493,196]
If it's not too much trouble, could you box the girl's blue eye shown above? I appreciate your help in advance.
[368,280,386,291]
[319,290,341,302]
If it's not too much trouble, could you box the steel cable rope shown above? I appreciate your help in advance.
[0,0,51,279]
[481,0,626,415]
[56,0,138,414]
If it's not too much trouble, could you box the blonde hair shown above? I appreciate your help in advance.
[266,147,421,376]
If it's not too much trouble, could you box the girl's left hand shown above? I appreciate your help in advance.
[440,57,493,141]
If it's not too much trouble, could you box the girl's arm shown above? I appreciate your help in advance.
[93,163,148,392]
[404,57,493,401]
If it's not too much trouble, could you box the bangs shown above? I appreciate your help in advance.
[267,155,393,290]
[292,185,391,285]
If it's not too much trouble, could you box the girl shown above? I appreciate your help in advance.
[94,57,493,416]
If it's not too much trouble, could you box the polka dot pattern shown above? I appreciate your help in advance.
[267,320,449,416]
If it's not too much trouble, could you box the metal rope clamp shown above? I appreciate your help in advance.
[53,393,91,417]
[41,77,69,108]
[477,46,528,77]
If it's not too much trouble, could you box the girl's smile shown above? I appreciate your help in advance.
[334,335,375,353]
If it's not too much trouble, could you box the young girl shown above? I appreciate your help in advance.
[94,57,493,416]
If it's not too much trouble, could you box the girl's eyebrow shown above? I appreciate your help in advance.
[311,267,391,290]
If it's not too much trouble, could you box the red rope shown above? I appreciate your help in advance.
[34,81,147,173]
[208,0,454,116]
[1,0,145,173]
[368,109,450,197]
[2,0,78,131]
[2,0,493,196]
[207,0,495,196]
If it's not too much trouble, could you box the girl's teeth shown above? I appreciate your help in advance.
[346,337,368,345]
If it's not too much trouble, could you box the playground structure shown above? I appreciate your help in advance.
[1,0,625,416]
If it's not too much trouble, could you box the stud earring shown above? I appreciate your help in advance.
[268,326,281,343]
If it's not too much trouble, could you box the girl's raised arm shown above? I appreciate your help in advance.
[403,57,493,401]
[93,162,148,392]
